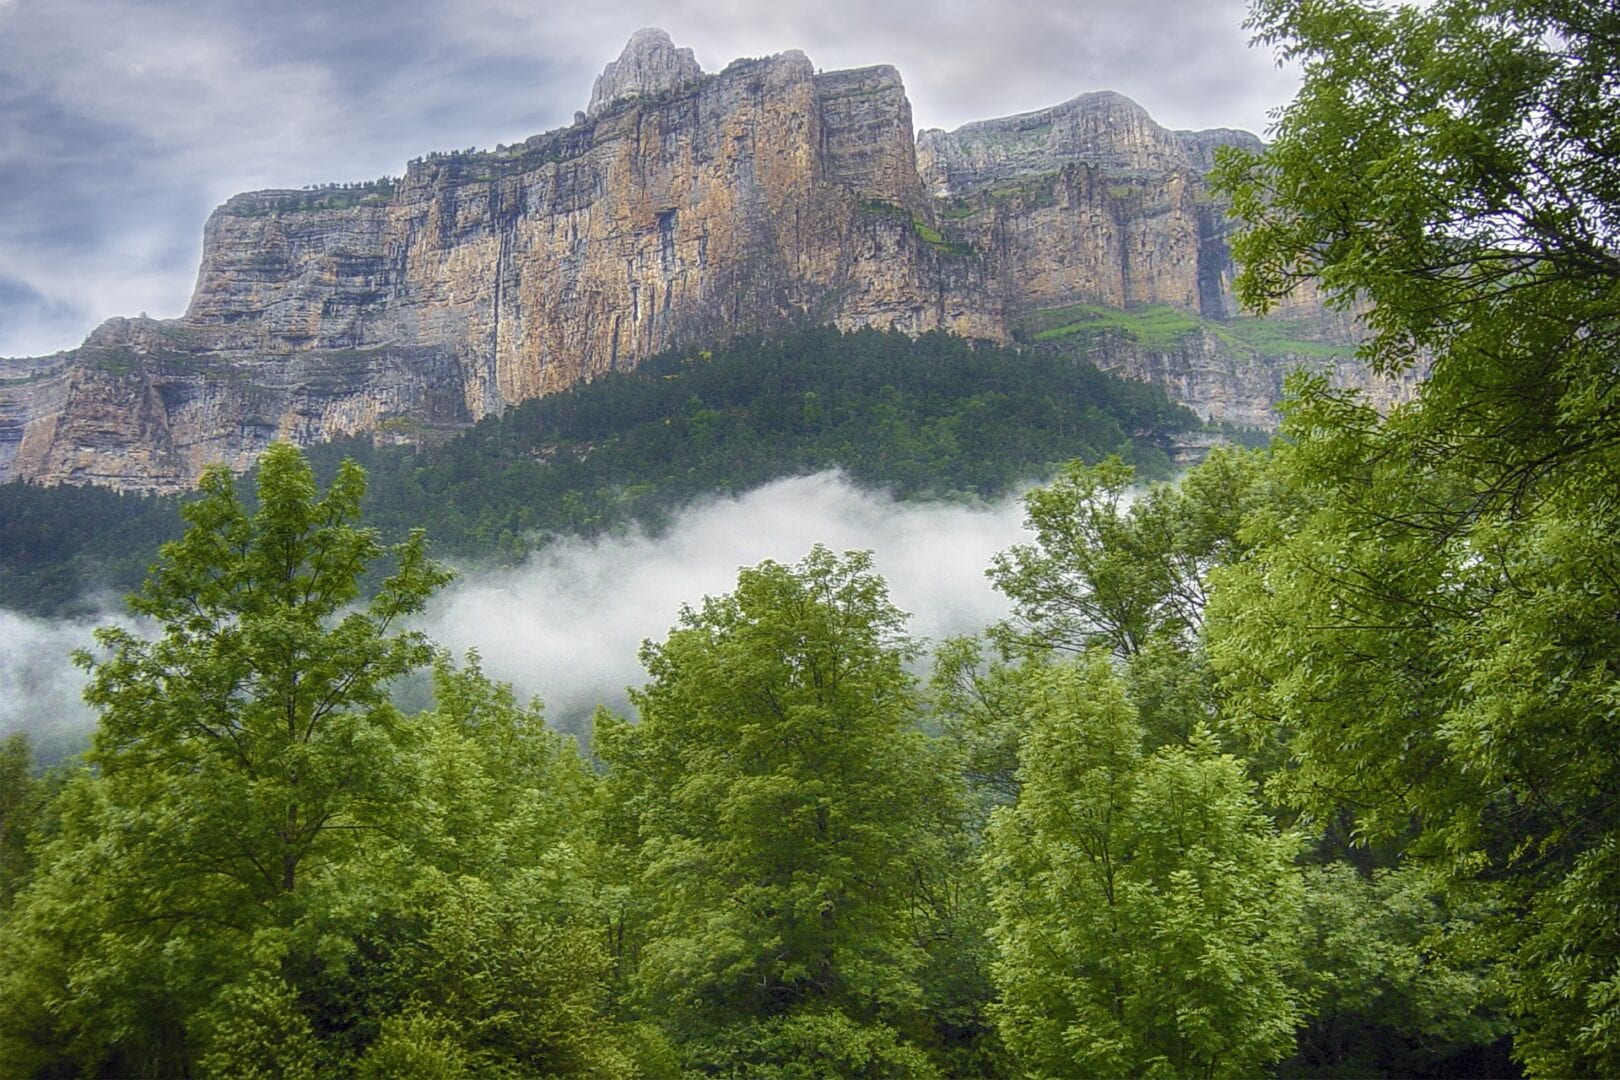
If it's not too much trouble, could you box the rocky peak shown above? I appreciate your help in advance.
[587,28,704,116]
[1174,127,1265,174]
[916,90,1224,196]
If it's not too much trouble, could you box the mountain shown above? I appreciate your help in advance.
[0,29,1406,493]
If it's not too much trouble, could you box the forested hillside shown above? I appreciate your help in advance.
[0,326,1196,617]
[2,0,1615,1076]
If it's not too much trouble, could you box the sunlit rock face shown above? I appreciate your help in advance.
[0,30,1399,492]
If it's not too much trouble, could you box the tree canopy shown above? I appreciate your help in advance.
[985,654,1304,1078]
[0,447,648,1076]
[0,325,1196,620]
[597,546,956,1075]
[1212,1,1620,1073]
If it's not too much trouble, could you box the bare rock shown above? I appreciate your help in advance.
[587,28,704,117]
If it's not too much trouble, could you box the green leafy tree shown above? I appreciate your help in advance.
[985,652,1305,1078]
[0,733,44,908]
[0,445,451,1074]
[82,443,450,902]
[276,653,639,1076]
[0,447,659,1076]
[989,449,1271,661]
[1285,863,1506,1076]
[930,636,1050,813]
[598,546,957,1074]
[412,651,602,882]
[1211,2,1620,1073]
[989,457,1158,658]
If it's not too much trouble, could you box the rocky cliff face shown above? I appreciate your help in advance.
[915,94,1266,318]
[0,30,1396,491]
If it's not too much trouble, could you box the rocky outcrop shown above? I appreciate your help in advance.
[1,320,470,493]
[0,31,1395,491]
[914,93,1272,323]
[1175,127,1265,174]
[587,28,704,117]
[1074,331,1416,430]
[917,92,1195,194]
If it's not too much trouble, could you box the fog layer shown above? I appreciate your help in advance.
[1,471,1030,756]
[420,472,1027,727]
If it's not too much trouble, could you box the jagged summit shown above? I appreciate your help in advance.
[587,28,704,117]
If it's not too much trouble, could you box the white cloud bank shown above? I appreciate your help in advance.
[0,609,120,763]
[1,472,1032,757]
[418,472,1028,729]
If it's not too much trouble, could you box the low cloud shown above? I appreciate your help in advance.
[1,472,1031,758]
[0,609,121,764]
[419,472,1028,733]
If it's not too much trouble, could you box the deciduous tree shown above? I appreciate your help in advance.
[1213,2,1620,1072]
[985,652,1304,1078]
[598,546,956,1073]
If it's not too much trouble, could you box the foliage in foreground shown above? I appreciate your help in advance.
[0,439,1543,1077]
[986,655,1305,1078]
[0,449,640,1076]
[1213,0,1620,1072]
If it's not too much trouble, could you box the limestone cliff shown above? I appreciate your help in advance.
[0,30,1393,491]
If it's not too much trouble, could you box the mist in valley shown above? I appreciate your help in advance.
[0,471,1032,760]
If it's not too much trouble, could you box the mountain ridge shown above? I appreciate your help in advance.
[0,29,1403,492]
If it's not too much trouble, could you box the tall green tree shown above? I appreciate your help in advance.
[81,443,450,904]
[598,546,956,1075]
[0,445,452,1075]
[0,733,43,908]
[284,653,639,1077]
[1212,1,1620,1073]
[989,449,1272,661]
[984,652,1305,1078]
[0,450,650,1076]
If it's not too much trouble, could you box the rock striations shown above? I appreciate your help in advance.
[0,31,1406,491]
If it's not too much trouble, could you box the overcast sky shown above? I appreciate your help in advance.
[0,0,1297,360]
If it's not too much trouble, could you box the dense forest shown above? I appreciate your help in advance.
[2,0,1616,1076]
[0,325,1197,618]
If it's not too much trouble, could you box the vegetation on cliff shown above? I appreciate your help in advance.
[0,325,1196,617]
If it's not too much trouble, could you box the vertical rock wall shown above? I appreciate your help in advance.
[0,31,1387,491]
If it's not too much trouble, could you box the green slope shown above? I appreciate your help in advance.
[1,325,1199,617]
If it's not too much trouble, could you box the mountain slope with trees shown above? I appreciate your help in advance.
[0,325,1197,617]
